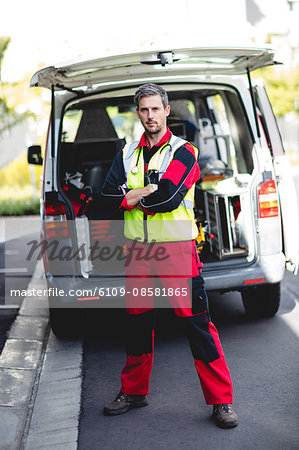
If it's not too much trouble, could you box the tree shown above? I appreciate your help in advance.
[0,37,11,123]
[254,66,299,117]
[0,37,30,136]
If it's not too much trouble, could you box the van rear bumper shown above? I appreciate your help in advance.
[203,252,286,291]
[45,252,286,305]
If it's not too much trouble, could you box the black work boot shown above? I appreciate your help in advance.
[103,392,149,416]
[212,404,239,428]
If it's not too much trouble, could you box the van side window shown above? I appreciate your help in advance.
[106,106,142,142]
[61,109,83,142]
[62,104,119,143]
[199,94,237,174]
[198,92,253,174]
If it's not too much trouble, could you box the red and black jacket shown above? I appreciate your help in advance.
[102,127,200,214]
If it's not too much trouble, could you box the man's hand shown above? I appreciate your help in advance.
[126,185,156,206]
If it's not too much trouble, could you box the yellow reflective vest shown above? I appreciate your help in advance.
[122,133,199,243]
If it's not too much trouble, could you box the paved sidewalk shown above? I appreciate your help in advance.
[0,261,83,450]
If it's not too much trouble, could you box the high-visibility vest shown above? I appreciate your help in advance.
[122,133,199,243]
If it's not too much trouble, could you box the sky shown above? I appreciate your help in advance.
[1,0,298,83]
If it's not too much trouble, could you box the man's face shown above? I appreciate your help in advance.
[136,94,170,135]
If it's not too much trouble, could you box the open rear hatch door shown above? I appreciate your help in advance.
[30,46,280,91]
[255,85,299,274]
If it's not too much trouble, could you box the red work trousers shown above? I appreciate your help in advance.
[120,241,233,405]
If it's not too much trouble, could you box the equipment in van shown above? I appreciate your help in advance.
[63,171,92,216]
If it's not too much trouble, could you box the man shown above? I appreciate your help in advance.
[101,83,238,428]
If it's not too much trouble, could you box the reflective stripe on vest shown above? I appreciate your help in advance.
[123,141,139,179]
[123,134,199,242]
[123,134,187,180]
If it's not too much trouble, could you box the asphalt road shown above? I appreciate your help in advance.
[78,271,298,450]
[77,172,299,449]
[0,217,40,352]
[0,308,18,353]
[0,216,41,306]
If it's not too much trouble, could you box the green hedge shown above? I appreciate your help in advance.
[0,198,40,216]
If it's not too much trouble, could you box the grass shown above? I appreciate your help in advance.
[0,186,40,216]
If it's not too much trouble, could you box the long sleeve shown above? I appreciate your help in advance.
[100,151,129,209]
[139,143,200,214]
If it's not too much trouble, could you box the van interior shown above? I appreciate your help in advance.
[58,87,255,275]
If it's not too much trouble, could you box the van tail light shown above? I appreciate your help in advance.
[45,201,67,216]
[44,201,68,238]
[258,180,279,218]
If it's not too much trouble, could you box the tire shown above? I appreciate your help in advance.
[49,307,83,338]
[241,283,281,318]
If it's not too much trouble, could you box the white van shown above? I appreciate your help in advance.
[28,46,299,336]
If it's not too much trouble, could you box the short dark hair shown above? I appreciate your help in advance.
[134,83,169,109]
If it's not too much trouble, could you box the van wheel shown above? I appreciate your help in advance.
[241,283,280,318]
[49,308,83,338]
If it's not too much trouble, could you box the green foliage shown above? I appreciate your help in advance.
[0,35,46,216]
[0,37,34,135]
[0,198,40,216]
[0,37,11,116]
[0,154,42,216]
[0,37,11,56]
[253,66,299,117]
[0,151,42,189]
[0,185,41,216]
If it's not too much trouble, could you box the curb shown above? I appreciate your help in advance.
[0,261,83,450]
